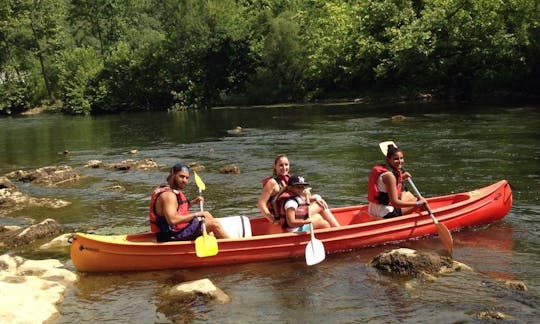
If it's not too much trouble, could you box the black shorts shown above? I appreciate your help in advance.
[383,208,403,219]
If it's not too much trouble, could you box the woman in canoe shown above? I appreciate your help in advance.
[257,154,290,223]
[149,163,229,242]
[367,144,426,218]
[257,154,340,227]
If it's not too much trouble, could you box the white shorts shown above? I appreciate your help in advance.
[368,203,395,218]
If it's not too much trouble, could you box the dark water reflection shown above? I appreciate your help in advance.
[1,103,539,323]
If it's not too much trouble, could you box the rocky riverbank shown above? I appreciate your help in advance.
[0,252,76,323]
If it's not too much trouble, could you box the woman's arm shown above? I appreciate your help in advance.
[257,179,278,221]
[382,173,420,208]
[285,205,309,227]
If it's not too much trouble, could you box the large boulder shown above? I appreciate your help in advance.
[3,218,62,248]
[369,248,472,279]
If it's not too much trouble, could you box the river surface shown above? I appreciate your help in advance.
[1,102,539,323]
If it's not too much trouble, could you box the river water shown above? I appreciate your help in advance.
[1,102,539,323]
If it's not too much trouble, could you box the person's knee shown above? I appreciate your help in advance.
[402,191,416,201]
[206,218,220,229]
[309,204,323,214]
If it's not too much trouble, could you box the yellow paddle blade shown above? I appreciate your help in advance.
[379,140,397,156]
[195,229,218,257]
[193,171,206,191]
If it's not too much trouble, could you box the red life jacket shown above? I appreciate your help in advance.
[275,190,309,228]
[261,174,290,217]
[148,186,190,233]
[367,165,403,205]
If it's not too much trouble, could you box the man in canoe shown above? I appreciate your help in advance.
[149,163,229,242]
[368,144,426,218]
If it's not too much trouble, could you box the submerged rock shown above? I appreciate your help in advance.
[187,162,205,172]
[227,126,243,135]
[475,310,514,321]
[0,187,70,217]
[107,158,162,171]
[166,278,231,304]
[391,114,407,122]
[218,164,240,174]
[500,279,528,291]
[6,165,81,186]
[84,160,104,168]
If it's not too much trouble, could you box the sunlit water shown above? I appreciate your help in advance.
[1,103,539,323]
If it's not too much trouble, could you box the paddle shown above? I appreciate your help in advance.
[378,141,453,255]
[304,188,326,265]
[193,171,218,257]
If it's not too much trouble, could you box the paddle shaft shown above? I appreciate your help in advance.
[405,175,453,255]
[405,178,438,223]
[306,190,314,239]
[306,190,315,249]
[198,188,207,232]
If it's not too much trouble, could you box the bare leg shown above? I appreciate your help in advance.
[310,202,340,227]
[205,216,230,239]
[311,213,330,229]
[321,208,341,227]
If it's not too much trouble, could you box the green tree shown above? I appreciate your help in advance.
[56,47,103,114]
[1,0,32,114]
[27,0,69,101]
[295,1,362,97]
[134,0,256,110]
[375,0,539,99]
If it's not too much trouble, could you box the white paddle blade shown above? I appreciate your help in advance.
[305,238,325,265]
[379,141,397,156]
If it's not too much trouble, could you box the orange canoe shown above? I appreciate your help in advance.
[70,180,512,272]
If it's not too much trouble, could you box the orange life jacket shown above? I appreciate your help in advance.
[148,186,190,233]
[367,165,403,205]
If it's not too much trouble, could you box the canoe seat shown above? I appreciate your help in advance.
[218,216,252,238]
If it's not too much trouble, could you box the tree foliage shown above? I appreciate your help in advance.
[0,0,538,115]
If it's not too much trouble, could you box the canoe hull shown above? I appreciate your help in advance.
[70,180,512,272]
